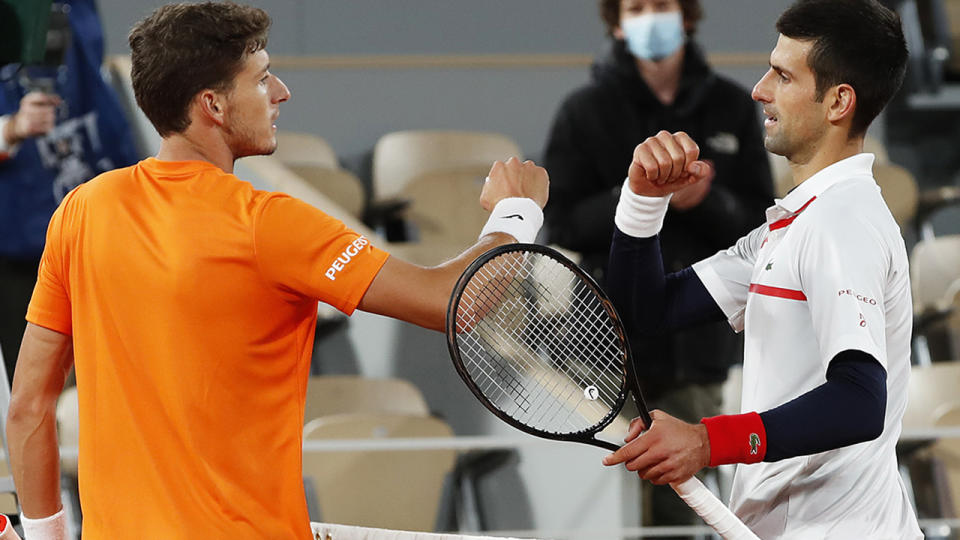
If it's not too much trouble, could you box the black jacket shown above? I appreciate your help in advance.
[543,40,774,390]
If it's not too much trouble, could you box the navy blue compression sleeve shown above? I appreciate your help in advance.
[606,227,724,335]
[760,349,887,462]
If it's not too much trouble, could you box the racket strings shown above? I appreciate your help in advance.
[472,269,619,424]
[454,251,628,435]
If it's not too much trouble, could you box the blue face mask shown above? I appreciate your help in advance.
[621,11,685,61]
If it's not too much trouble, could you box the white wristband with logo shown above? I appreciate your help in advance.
[21,508,66,540]
[614,179,672,238]
[479,197,544,244]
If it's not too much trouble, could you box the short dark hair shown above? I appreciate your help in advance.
[598,0,703,36]
[128,2,271,137]
[776,0,907,137]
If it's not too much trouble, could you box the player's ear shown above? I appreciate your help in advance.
[825,83,856,128]
[196,89,227,127]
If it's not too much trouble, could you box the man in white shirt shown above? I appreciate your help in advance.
[601,0,921,538]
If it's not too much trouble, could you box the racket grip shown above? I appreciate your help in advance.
[671,477,759,540]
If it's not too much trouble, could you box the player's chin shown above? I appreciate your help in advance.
[239,140,278,158]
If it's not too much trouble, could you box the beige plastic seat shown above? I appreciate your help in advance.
[304,375,430,423]
[273,131,338,169]
[901,361,960,518]
[903,362,960,429]
[874,162,920,228]
[911,235,960,311]
[301,413,456,531]
[272,131,366,218]
[371,130,522,202]
[931,404,960,518]
[397,168,491,265]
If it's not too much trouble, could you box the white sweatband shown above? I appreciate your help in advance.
[479,197,544,244]
[614,179,672,238]
[21,508,66,540]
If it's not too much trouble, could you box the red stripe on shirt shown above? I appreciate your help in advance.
[749,283,807,301]
[769,196,817,231]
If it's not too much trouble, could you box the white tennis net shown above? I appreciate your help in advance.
[311,523,536,540]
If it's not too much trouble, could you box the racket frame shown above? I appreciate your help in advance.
[445,243,652,451]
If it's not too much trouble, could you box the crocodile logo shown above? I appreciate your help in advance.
[749,433,761,455]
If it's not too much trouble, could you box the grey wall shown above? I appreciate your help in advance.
[96,0,792,169]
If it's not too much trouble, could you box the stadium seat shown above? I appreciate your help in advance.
[874,162,920,228]
[901,361,960,518]
[301,413,456,531]
[371,130,522,203]
[303,375,430,422]
[368,130,523,245]
[393,169,490,265]
[272,131,366,219]
[931,404,960,518]
[910,236,960,364]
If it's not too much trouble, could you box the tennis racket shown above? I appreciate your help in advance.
[446,243,758,540]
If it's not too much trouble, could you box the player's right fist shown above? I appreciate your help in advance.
[480,157,549,211]
[627,130,711,198]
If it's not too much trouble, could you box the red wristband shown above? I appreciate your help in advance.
[701,412,767,466]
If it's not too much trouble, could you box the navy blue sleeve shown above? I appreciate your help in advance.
[760,349,887,462]
[606,227,724,337]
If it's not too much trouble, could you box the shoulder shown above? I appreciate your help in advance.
[796,180,901,259]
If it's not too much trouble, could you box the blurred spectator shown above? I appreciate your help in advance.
[0,0,137,379]
[542,0,773,531]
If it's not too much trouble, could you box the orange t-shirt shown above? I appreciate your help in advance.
[27,158,389,539]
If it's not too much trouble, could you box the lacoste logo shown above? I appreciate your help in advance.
[749,433,761,455]
[502,214,524,221]
[765,262,773,271]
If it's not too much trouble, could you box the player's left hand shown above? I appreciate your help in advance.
[601,409,710,485]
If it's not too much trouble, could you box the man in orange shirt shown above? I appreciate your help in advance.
[6,3,549,539]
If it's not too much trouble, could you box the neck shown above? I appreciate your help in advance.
[635,46,685,105]
[156,128,236,174]
[789,132,863,187]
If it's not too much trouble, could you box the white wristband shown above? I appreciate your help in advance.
[21,508,66,540]
[479,197,544,244]
[614,179,672,238]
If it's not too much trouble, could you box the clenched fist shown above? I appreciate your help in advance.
[480,157,549,211]
[628,130,711,198]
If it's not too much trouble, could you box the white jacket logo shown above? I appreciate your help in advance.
[325,236,370,281]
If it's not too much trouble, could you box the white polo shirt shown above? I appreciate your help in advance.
[693,154,921,539]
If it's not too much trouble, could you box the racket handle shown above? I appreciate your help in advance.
[671,476,759,540]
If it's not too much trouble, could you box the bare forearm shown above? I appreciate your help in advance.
[359,233,511,332]
[8,323,73,518]
[7,407,62,518]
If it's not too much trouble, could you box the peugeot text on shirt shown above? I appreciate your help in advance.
[325,236,370,281]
